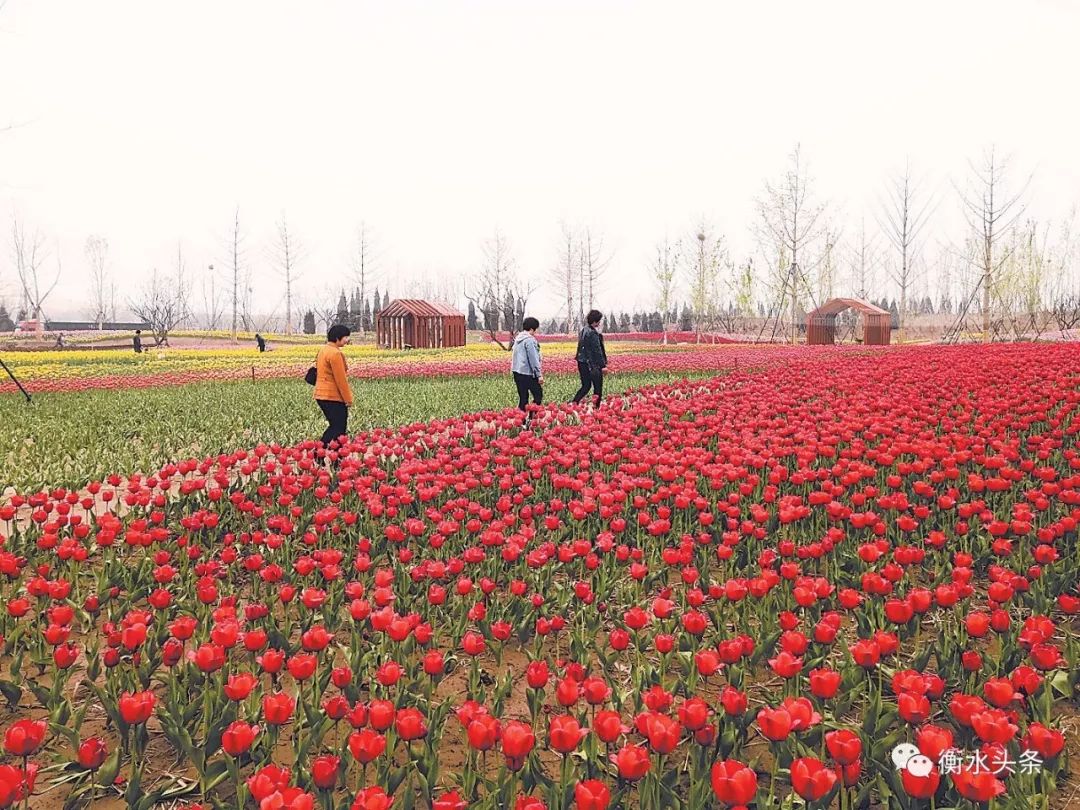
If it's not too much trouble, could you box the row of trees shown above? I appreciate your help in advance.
[4,147,1078,344]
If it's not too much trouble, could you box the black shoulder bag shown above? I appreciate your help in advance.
[305,351,318,386]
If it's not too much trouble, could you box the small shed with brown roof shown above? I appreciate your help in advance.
[807,298,892,345]
[375,299,467,350]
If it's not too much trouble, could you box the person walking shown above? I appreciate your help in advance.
[133,330,143,354]
[511,317,543,418]
[255,333,266,352]
[572,309,607,406]
[314,324,354,448]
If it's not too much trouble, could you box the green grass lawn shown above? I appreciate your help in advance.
[1,370,710,493]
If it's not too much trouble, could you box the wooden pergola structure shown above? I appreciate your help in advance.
[375,299,466,350]
[807,298,892,345]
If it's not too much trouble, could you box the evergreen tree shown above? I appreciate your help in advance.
[302,311,316,335]
[383,291,390,311]
[619,312,631,332]
[371,289,381,316]
[336,291,349,325]
[888,300,900,329]
[363,301,372,331]
[467,301,478,330]
[679,305,693,332]
[349,288,362,329]
[0,304,13,332]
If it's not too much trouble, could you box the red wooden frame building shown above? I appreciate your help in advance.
[807,298,892,345]
[375,299,467,350]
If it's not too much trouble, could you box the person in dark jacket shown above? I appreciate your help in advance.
[511,317,543,416]
[572,309,607,406]
[255,333,266,352]
[133,330,143,354]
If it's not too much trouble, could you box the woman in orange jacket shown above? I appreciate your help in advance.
[314,324,354,447]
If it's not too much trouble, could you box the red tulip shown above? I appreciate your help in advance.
[77,737,108,770]
[643,713,681,754]
[573,779,610,810]
[710,759,757,806]
[351,786,394,810]
[897,692,931,725]
[756,706,793,741]
[4,720,46,756]
[310,755,340,790]
[1022,723,1065,759]
[501,720,536,770]
[262,692,296,726]
[768,650,803,678]
[222,722,258,756]
[916,724,954,762]
[720,686,748,716]
[118,691,156,725]
[609,744,650,781]
[394,707,427,740]
[849,639,880,668]
[348,730,387,764]
[467,715,501,751]
[901,765,941,799]
[224,672,258,701]
[368,700,395,731]
[549,715,589,754]
[790,757,838,802]
[808,667,841,699]
[287,652,318,681]
[952,766,1006,803]
[971,709,1018,745]
[825,729,862,765]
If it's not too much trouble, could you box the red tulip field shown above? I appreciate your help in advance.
[1,342,1079,810]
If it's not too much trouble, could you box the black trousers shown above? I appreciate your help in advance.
[572,362,603,404]
[514,372,543,412]
[317,400,349,446]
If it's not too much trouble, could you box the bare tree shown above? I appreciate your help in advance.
[816,223,841,304]
[464,229,535,350]
[755,145,826,343]
[173,242,193,329]
[878,160,934,343]
[269,214,304,334]
[227,206,246,339]
[202,264,226,330]
[128,269,189,346]
[848,218,881,299]
[11,217,58,330]
[551,223,578,335]
[578,226,611,320]
[85,236,111,327]
[731,257,756,331]
[947,147,1029,343]
[351,222,378,333]
[650,236,679,343]
[683,222,727,343]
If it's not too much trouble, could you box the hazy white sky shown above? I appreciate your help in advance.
[1,0,1078,322]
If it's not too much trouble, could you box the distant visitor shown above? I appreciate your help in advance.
[133,330,143,354]
[256,333,266,352]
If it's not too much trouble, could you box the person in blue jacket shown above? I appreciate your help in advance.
[511,317,544,416]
